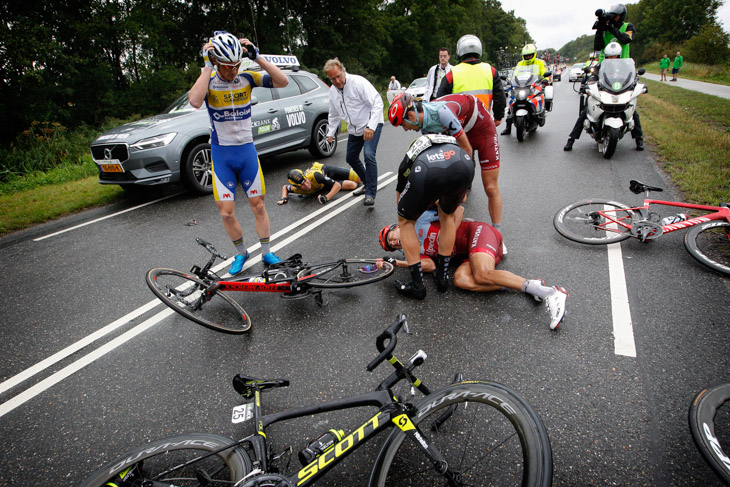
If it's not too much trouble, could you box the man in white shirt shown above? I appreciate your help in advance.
[324,58,384,206]
[388,76,401,90]
[424,48,452,101]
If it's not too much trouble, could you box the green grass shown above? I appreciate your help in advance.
[643,61,730,86]
[639,79,730,205]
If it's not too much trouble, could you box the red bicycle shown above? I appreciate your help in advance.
[553,180,730,276]
[146,238,395,334]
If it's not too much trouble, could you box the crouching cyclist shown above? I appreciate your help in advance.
[278,162,361,205]
[378,206,568,329]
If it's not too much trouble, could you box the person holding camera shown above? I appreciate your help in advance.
[189,31,289,274]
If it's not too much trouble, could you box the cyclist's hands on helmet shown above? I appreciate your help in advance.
[240,38,259,60]
[201,42,215,68]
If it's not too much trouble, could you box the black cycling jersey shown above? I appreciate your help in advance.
[396,135,475,220]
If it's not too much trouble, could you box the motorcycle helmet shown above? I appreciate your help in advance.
[604,41,622,58]
[521,44,537,61]
[379,224,398,252]
[388,93,414,127]
[456,35,482,60]
[287,169,306,186]
[606,4,627,25]
[209,31,244,65]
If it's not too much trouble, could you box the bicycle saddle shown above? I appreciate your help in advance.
[233,374,290,399]
[629,180,663,194]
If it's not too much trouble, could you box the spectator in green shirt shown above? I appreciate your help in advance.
[671,51,683,81]
[659,54,670,81]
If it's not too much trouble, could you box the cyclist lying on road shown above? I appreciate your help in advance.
[278,162,362,205]
[378,206,568,329]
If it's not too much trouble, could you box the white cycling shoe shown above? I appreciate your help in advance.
[545,286,568,330]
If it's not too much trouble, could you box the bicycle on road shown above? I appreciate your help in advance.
[146,238,395,334]
[553,179,730,276]
[80,314,553,487]
[689,383,730,485]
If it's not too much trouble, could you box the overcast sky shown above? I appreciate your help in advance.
[498,0,730,50]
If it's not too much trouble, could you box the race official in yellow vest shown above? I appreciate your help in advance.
[435,34,508,256]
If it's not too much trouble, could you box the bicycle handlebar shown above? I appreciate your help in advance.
[366,314,408,372]
[196,237,227,260]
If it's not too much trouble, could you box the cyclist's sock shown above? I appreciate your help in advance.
[408,262,426,290]
[260,237,271,255]
[233,237,246,256]
[521,279,554,300]
[434,254,451,293]
[492,222,502,232]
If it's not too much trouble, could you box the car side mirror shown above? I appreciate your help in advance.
[637,68,646,75]
[250,95,259,106]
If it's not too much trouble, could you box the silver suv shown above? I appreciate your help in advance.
[91,58,336,194]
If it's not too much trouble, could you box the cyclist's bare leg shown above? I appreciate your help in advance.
[397,217,422,265]
[480,168,502,226]
[436,206,458,257]
[453,253,524,292]
[247,195,271,241]
[341,180,359,190]
[216,200,244,242]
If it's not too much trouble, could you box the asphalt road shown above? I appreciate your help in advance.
[1,78,729,486]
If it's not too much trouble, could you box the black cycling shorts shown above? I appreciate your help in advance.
[397,146,475,221]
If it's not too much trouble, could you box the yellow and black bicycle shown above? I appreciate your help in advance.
[80,314,553,487]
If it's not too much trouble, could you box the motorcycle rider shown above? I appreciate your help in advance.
[501,43,549,136]
[564,41,644,151]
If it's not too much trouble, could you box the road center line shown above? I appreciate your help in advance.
[605,210,636,357]
[0,174,397,417]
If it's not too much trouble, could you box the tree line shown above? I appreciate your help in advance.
[0,0,531,146]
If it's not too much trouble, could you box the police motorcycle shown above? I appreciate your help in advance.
[504,66,553,142]
[582,58,646,159]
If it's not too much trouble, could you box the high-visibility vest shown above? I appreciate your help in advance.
[600,23,630,61]
[450,62,494,110]
[516,59,546,77]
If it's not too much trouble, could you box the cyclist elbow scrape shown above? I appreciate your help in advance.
[296,412,384,484]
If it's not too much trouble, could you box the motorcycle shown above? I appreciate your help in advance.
[505,66,553,142]
[582,58,647,159]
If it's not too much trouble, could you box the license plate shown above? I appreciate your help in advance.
[98,161,123,173]
[232,402,254,424]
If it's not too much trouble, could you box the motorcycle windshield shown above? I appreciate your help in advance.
[510,66,538,88]
[598,59,636,93]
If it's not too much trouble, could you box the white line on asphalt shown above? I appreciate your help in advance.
[0,173,397,418]
[605,205,637,357]
[33,193,184,241]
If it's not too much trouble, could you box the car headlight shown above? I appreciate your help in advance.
[516,90,528,100]
[130,132,177,150]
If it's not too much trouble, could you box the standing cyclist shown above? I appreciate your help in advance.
[189,31,288,274]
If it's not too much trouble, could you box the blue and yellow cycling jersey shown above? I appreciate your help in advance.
[205,70,273,146]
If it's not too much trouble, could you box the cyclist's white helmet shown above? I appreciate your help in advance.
[604,42,622,58]
[456,34,482,59]
[210,31,244,65]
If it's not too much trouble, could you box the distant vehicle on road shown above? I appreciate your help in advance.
[405,77,428,100]
[569,63,584,82]
[90,56,336,195]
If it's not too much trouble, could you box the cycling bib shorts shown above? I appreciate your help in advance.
[211,143,265,202]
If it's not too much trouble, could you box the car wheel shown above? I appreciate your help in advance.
[308,118,337,158]
[183,142,214,195]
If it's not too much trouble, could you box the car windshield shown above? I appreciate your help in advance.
[408,78,427,88]
[598,58,636,92]
[163,93,196,114]
[572,64,583,70]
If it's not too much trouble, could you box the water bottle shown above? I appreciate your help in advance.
[660,213,688,225]
[298,429,345,466]
[247,277,265,282]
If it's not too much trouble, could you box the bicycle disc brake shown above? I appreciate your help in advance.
[239,473,294,487]
[631,221,663,242]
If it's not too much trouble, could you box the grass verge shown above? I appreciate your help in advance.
[642,61,730,86]
[639,79,730,205]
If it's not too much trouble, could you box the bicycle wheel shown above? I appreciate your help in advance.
[370,382,553,487]
[688,383,730,485]
[297,259,395,289]
[554,199,636,245]
[684,221,730,276]
[79,433,252,487]
[146,268,251,334]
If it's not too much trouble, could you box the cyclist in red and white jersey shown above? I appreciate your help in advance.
[378,207,568,329]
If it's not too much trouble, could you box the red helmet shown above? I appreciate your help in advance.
[378,224,398,251]
[388,93,413,127]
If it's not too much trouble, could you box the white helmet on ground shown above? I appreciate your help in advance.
[210,31,244,65]
[456,34,482,59]
[604,41,622,58]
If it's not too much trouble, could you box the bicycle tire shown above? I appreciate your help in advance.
[146,268,251,334]
[297,259,395,289]
[554,199,635,245]
[79,433,252,487]
[369,381,553,487]
[684,221,730,276]
[688,383,730,485]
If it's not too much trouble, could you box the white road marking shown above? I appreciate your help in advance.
[0,173,397,417]
[33,193,183,241]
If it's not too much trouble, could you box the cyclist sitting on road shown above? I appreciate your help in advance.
[390,134,475,300]
[378,206,568,329]
[278,162,362,205]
